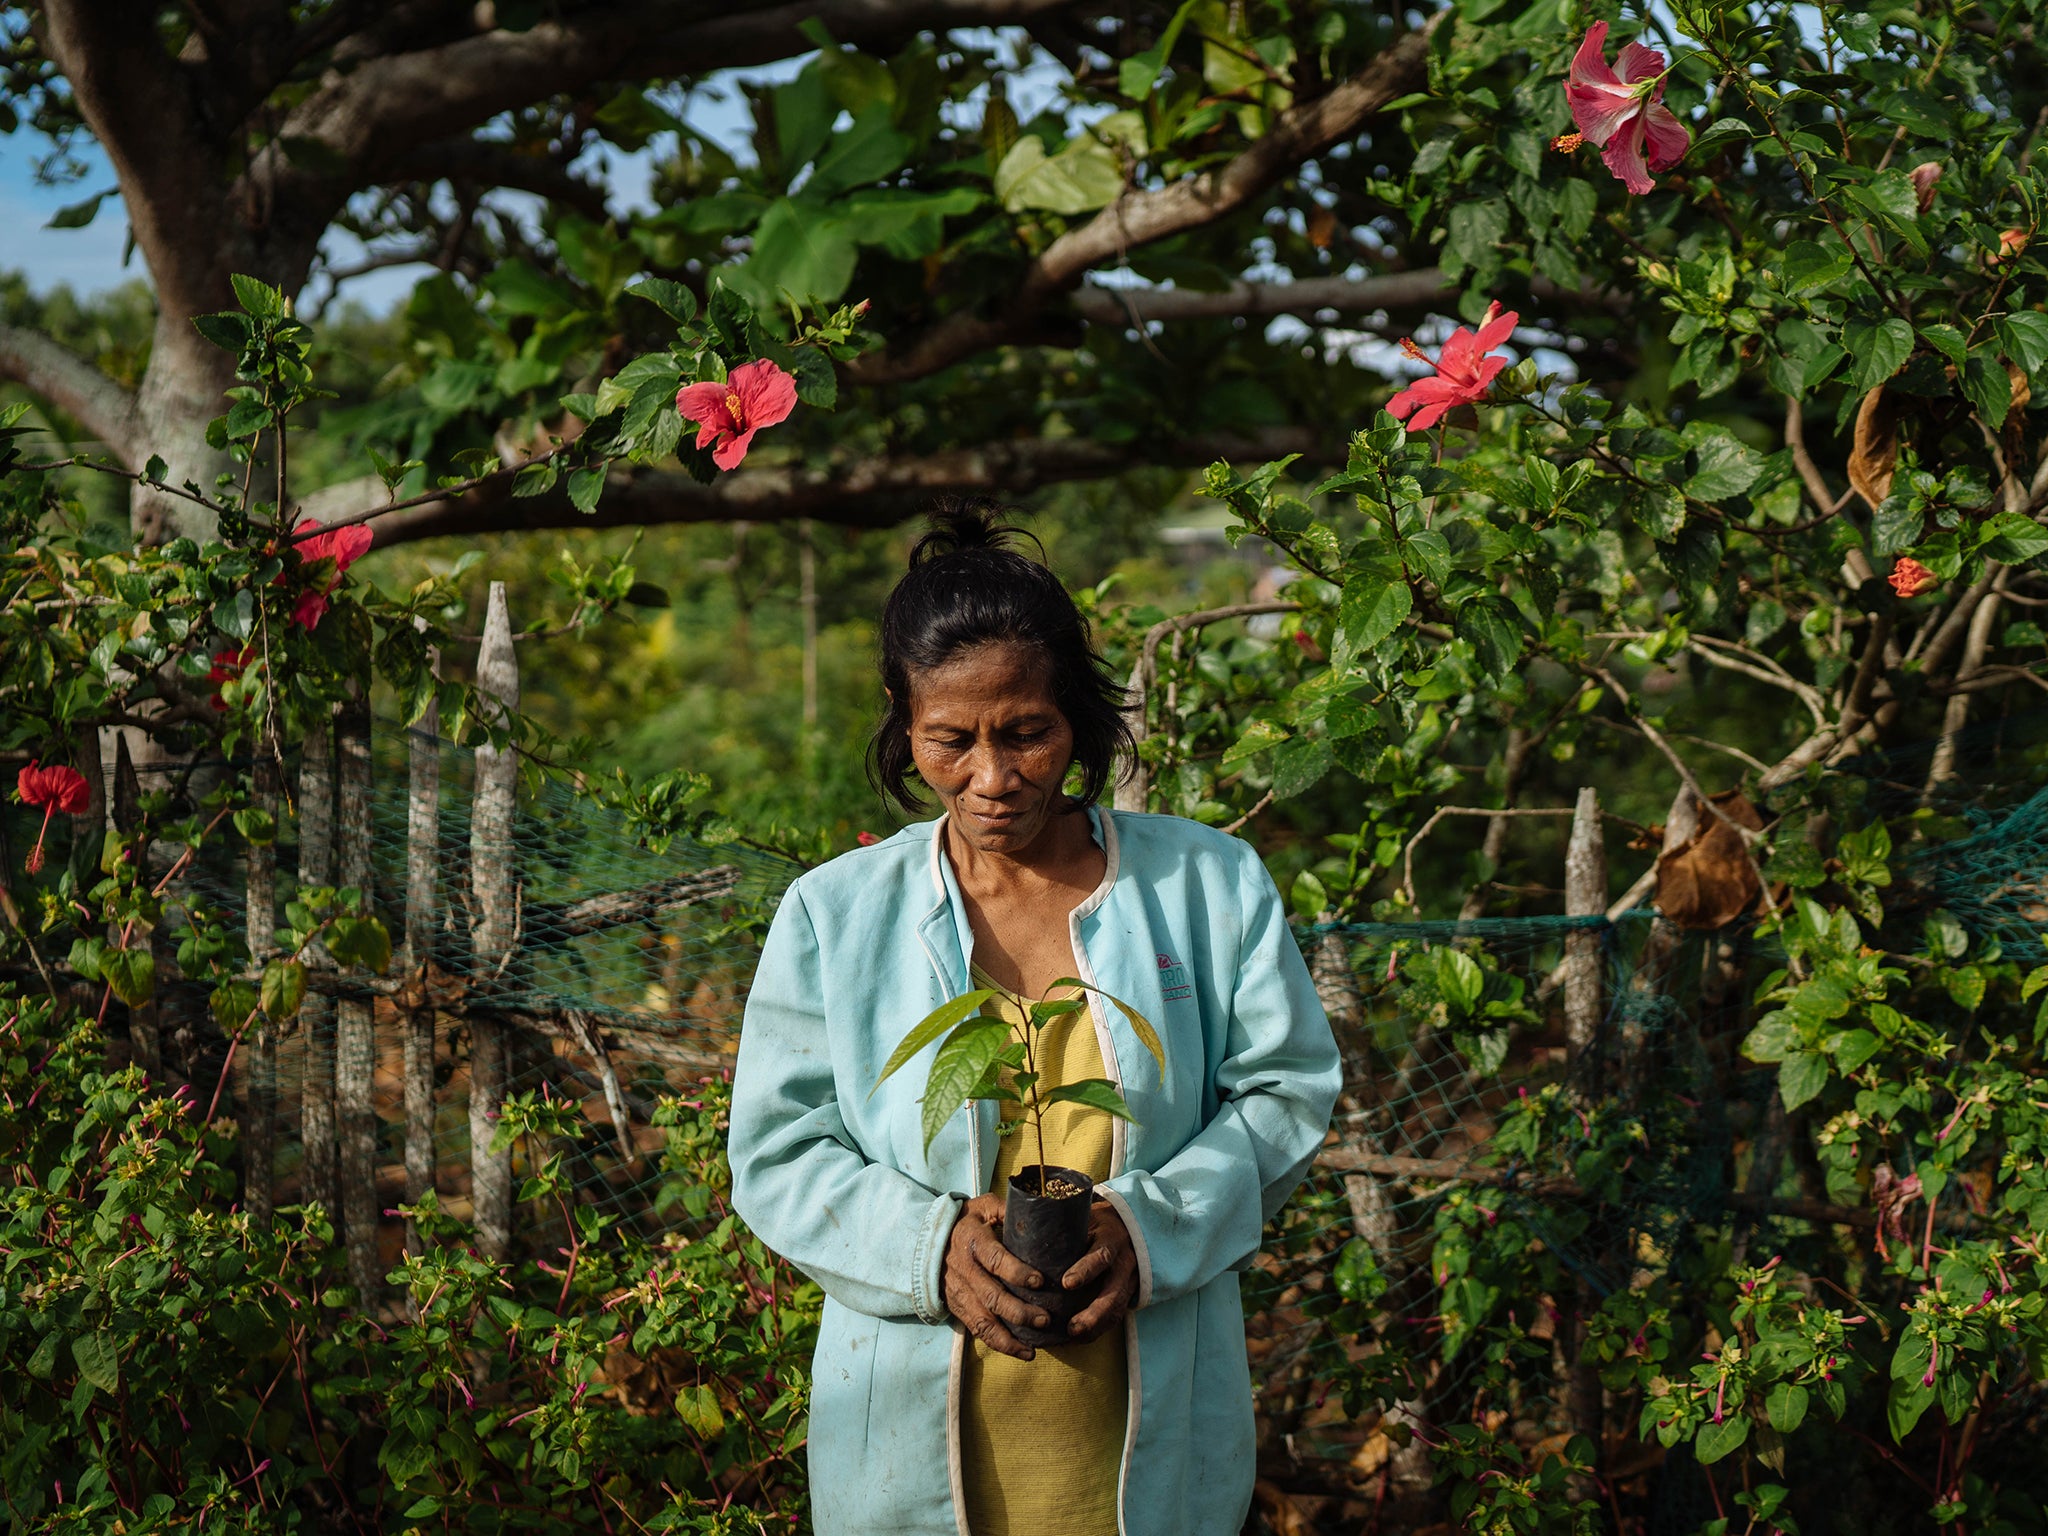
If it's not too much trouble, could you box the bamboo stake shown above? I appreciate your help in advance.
[245,749,280,1232]
[336,683,380,1306]
[469,582,519,1262]
[299,710,340,1221]
[404,639,440,1257]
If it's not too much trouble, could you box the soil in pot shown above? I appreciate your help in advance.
[1001,1164,1101,1349]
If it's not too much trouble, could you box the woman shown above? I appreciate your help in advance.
[729,506,1339,1536]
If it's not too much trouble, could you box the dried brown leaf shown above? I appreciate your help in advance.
[1848,387,1901,510]
[1654,790,1764,930]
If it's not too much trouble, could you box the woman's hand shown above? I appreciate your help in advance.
[1062,1201,1139,1343]
[944,1194,1050,1360]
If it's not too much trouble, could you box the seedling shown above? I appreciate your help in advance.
[874,976,1165,1180]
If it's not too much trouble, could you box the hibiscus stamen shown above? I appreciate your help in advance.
[26,806,54,874]
[1399,338,1429,362]
[1552,133,1585,152]
[725,392,746,428]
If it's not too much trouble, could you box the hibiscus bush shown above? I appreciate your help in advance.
[1088,0,2048,1529]
[0,275,845,1533]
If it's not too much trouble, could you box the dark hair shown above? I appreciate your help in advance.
[868,498,1133,814]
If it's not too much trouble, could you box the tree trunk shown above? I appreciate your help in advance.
[404,656,441,1257]
[245,749,280,1232]
[130,310,239,543]
[336,684,380,1306]
[299,710,340,1221]
[468,582,520,1262]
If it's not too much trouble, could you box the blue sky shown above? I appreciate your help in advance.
[0,30,1083,316]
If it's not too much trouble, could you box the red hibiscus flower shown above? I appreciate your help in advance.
[676,360,799,471]
[1386,303,1520,431]
[285,518,374,631]
[1567,22,1690,195]
[16,760,91,873]
[208,645,257,710]
[1889,557,1938,598]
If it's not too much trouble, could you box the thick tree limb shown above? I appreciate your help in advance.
[0,326,141,461]
[849,21,1436,385]
[301,428,1321,547]
[254,0,1088,219]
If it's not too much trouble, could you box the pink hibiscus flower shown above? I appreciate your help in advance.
[285,518,373,631]
[1889,557,1938,598]
[1566,22,1690,195]
[1386,303,1519,431]
[16,760,91,873]
[676,360,798,471]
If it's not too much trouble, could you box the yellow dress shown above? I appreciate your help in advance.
[960,972,1128,1536]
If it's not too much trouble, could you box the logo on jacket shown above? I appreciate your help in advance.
[1156,951,1192,1002]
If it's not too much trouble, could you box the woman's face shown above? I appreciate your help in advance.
[905,641,1076,857]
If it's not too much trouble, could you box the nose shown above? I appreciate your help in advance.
[966,742,1023,799]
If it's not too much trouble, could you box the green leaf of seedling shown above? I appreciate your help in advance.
[920,1018,1011,1152]
[1029,998,1087,1023]
[874,989,996,1087]
[1051,977,1168,1075]
[1040,1078,1136,1121]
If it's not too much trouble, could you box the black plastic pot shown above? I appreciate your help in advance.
[1000,1164,1099,1349]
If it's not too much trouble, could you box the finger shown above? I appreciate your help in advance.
[968,1309,1034,1362]
[964,1193,1006,1224]
[978,1281,1050,1333]
[969,1236,1042,1291]
[1068,1269,1138,1336]
[1061,1244,1114,1290]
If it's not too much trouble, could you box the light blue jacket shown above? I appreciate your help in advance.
[728,806,1339,1536]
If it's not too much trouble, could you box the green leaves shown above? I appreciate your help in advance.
[261,958,307,1021]
[1963,350,2013,429]
[1339,574,1413,653]
[327,914,392,974]
[1844,318,1913,395]
[100,946,156,1007]
[71,1334,120,1395]
[920,1016,1010,1152]
[993,133,1124,215]
[874,989,997,1086]
[1040,1078,1136,1120]
[1684,427,1765,501]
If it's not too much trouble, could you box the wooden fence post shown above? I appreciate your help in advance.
[245,748,280,1232]
[336,683,379,1305]
[469,582,519,1262]
[1563,787,1607,1084]
[403,635,440,1256]
[299,710,340,1220]
[1562,785,1607,1492]
[109,735,163,1077]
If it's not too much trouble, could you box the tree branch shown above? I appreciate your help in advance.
[302,428,1323,547]
[1069,268,1623,327]
[0,326,141,462]
[385,136,612,222]
[253,0,1088,217]
[848,20,1436,385]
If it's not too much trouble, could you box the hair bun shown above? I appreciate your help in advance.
[908,496,1034,566]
